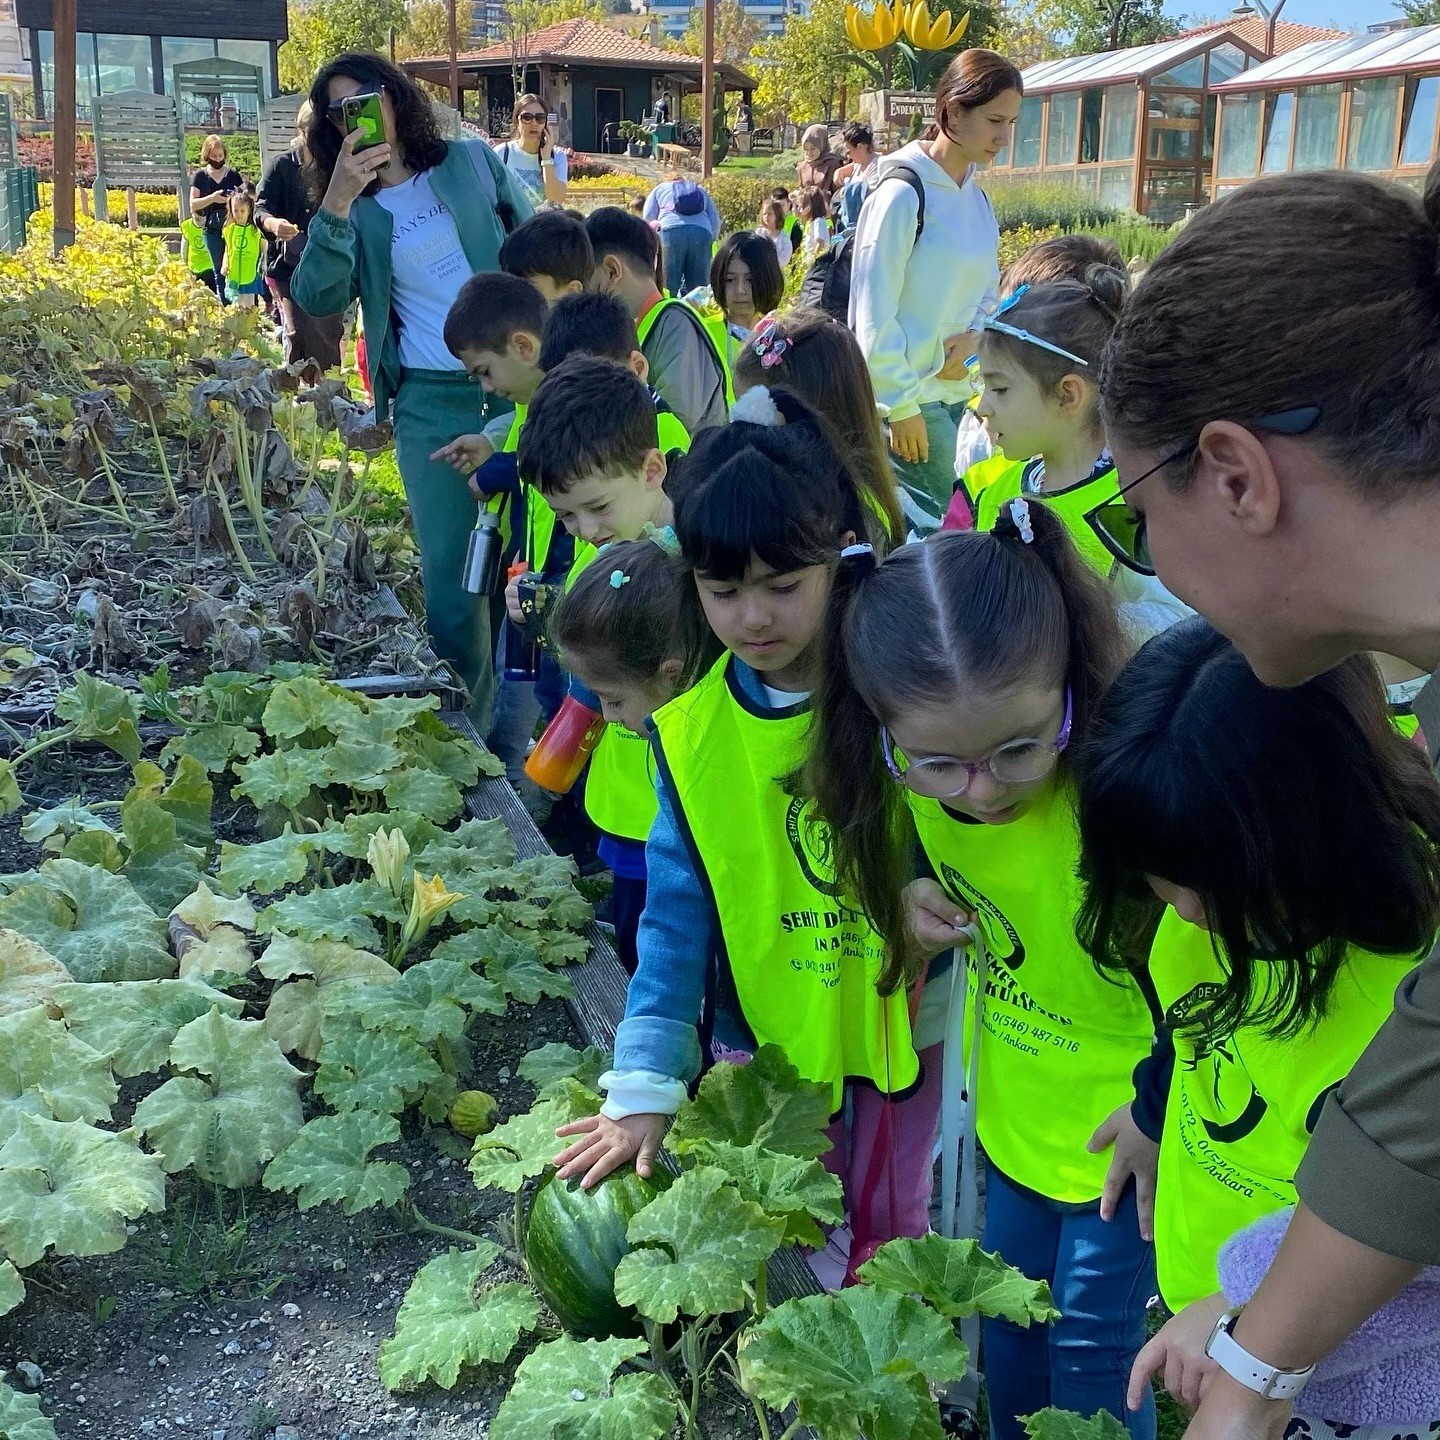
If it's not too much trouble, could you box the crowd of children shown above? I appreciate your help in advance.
[342,114,1440,1433]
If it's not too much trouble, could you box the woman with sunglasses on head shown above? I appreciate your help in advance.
[1091,159,1440,1440]
[495,93,568,208]
[291,51,533,730]
[971,265,1187,639]
[807,509,1159,1440]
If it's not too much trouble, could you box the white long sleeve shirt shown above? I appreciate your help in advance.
[848,141,999,423]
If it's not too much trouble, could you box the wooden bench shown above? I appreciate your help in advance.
[655,141,698,171]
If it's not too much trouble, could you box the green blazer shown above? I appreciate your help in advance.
[291,138,534,415]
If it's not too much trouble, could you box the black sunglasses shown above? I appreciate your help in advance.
[1086,405,1322,577]
[518,111,547,123]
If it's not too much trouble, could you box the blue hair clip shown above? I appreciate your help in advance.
[609,569,632,589]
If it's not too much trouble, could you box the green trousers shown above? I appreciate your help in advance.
[391,369,511,727]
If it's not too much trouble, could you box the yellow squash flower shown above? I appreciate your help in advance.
[400,872,463,951]
[366,826,411,900]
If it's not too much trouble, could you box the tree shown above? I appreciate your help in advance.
[754,0,865,123]
[1395,0,1440,22]
[992,0,1067,66]
[496,0,608,93]
[280,0,409,92]
[676,0,766,66]
[1037,0,1180,52]
[393,0,479,61]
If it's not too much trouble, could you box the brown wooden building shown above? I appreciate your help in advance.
[16,0,287,121]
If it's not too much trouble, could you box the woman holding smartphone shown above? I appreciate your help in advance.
[291,51,533,729]
[188,134,245,299]
[494,93,568,207]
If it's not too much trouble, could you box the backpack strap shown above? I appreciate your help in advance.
[882,162,926,239]
[462,138,520,235]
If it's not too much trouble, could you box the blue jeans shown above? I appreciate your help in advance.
[889,400,965,534]
[661,224,712,298]
[202,226,227,304]
[981,1162,1156,1440]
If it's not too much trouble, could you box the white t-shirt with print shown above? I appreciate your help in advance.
[496,142,568,208]
[373,169,470,372]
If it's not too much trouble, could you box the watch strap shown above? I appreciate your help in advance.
[1205,1310,1315,1401]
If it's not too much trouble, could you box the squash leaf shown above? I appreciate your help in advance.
[517,1043,611,1098]
[232,747,334,810]
[468,1081,597,1193]
[0,1375,57,1440]
[743,1286,969,1440]
[0,1115,167,1267]
[258,880,401,949]
[53,671,142,765]
[0,929,71,1018]
[313,1022,441,1115]
[262,1109,410,1214]
[670,1138,844,1248]
[159,720,260,774]
[1022,1411,1131,1440]
[381,767,464,823]
[118,785,204,913]
[215,826,319,895]
[490,1336,677,1440]
[259,935,397,1060]
[858,1235,1060,1325]
[314,810,444,860]
[614,1167,784,1323]
[668,1045,833,1160]
[0,1006,116,1137]
[325,958,505,1046]
[431,932,576,1005]
[378,1245,539,1392]
[0,1259,23,1316]
[261,676,360,740]
[0,860,172,982]
[53,976,242,1077]
[171,881,256,935]
[132,1008,304,1187]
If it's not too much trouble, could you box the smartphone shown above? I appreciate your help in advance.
[341,92,386,154]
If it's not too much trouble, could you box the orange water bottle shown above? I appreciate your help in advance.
[524,694,604,794]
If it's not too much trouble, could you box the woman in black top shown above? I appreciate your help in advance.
[189,134,245,299]
[254,104,342,370]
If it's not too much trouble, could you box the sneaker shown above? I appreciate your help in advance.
[805,1222,852,1292]
[939,1404,983,1440]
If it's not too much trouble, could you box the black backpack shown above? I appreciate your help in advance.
[797,164,925,321]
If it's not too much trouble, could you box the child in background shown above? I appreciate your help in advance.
[553,388,924,1287]
[732,308,904,546]
[797,185,833,260]
[756,198,794,269]
[807,509,1157,1440]
[548,537,721,971]
[499,209,594,305]
[220,192,266,309]
[706,232,785,370]
[770,185,805,254]
[627,193,650,222]
[585,207,729,435]
[969,266,1186,637]
[180,214,221,300]
[1074,620,1440,1421]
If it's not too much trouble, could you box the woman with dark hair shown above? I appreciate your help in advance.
[849,48,1021,533]
[1089,155,1440,1440]
[290,51,533,727]
[704,230,784,366]
[494,93,568,207]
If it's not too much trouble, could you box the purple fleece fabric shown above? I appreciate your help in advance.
[1218,1208,1440,1424]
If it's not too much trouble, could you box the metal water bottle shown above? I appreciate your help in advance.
[461,507,503,596]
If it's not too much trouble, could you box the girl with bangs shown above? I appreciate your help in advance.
[553,386,934,1286]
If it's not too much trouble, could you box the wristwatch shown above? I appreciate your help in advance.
[1204,1309,1316,1400]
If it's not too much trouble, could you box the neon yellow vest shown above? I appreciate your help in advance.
[909,779,1155,1202]
[698,311,739,406]
[1393,710,1422,740]
[637,296,731,414]
[562,540,660,843]
[1150,906,1418,1310]
[976,465,1120,579]
[959,455,1021,513]
[223,222,263,288]
[180,218,213,276]
[652,655,919,1108]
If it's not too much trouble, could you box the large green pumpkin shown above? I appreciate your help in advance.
[517,1166,672,1339]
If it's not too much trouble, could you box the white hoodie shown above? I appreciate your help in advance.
[848,140,999,423]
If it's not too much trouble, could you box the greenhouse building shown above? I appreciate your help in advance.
[1210,24,1440,193]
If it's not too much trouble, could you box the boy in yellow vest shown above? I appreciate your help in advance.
[518,355,677,965]
[584,207,728,435]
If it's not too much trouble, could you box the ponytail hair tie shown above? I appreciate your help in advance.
[730,384,783,427]
[643,522,681,557]
[994,496,1035,546]
[840,541,877,571]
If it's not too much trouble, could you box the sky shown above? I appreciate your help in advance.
[1163,0,1391,31]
